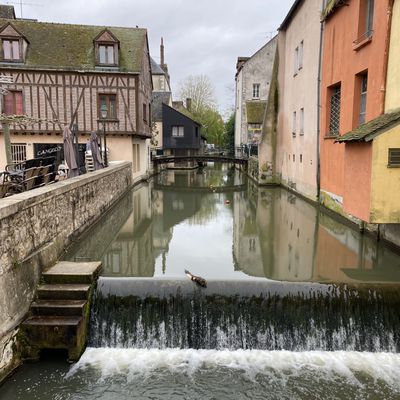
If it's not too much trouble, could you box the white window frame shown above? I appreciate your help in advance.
[300,108,304,135]
[172,126,184,137]
[292,111,296,136]
[294,46,299,75]
[298,40,304,70]
[252,83,260,99]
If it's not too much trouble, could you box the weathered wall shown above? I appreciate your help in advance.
[0,161,131,382]
[234,37,277,154]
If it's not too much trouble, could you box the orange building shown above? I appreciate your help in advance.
[319,0,393,222]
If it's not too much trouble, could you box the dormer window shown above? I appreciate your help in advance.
[94,29,120,67]
[3,39,20,60]
[99,44,115,64]
[0,23,27,63]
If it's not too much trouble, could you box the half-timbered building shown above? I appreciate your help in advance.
[0,5,152,179]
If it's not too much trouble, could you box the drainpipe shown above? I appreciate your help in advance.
[316,18,324,202]
[380,0,394,114]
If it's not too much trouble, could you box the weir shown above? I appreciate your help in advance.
[89,277,400,352]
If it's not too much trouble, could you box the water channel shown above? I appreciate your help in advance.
[1,165,400,399]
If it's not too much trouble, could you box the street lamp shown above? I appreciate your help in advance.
[100,103,108,167]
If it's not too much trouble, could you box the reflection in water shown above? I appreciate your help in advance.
[65,166,400,284]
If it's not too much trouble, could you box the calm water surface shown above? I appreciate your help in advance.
[2,165,400,400]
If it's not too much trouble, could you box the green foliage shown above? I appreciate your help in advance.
[224,113,235,151]
[194,106,225,146]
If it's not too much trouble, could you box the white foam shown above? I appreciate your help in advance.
[67,348,400,389]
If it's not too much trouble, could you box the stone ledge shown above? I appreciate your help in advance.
[0,161,131,220]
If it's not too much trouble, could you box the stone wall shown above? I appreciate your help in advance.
[0,161,132,382]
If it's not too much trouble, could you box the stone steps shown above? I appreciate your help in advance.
[31,300,87,316]
[37,283,91,300]
[20,261,101,361]
[42,261,102,284]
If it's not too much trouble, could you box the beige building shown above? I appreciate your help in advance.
[0,6,152,180]
[275,0,322,201]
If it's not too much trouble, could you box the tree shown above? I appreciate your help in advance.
[177,74,217,113]
[177,75,226,146]
[224,112,235,153]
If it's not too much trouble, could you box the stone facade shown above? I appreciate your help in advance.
[235,37,277,156]
[0,161,131,382]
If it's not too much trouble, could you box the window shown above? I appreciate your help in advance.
[355,0,374,45]
[172,126,184,137]
[159,76,165,91]
[98,94,117,119]
[328,84,341,136]
[292,111,296,136]
[3,90,23,115]
[148,104,151,127]
[2,39,20,61]
[388,149,400,167]
[300,108,304,135]
[294,46,299,74]
[365,0,374,35]
[132,143,141,172]
[298,41,304,69]
[252,83,260,98]
[293,154,296,162]
[359,74,368,125]
[143,103,147,122]
[11,143,26,164]
[98,44,115,65]
[300,154,303,163]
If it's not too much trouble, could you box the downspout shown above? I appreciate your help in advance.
[316,17,324,201]
[380,0,394,114]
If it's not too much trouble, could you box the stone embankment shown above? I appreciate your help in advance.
[0,161,132,382]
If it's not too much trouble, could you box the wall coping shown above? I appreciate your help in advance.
[0,161,131,220]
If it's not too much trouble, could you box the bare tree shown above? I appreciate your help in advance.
[177,75,217,113]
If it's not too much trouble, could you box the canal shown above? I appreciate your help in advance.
[1,165,400,399]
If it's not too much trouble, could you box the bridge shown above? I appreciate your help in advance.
[152,154,248,166]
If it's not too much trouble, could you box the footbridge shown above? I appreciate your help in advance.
[152,154,248,166]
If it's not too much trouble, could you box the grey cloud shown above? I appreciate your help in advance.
[21,0,294,114]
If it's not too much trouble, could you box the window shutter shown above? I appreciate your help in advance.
[15,92,23,114]
[4,92,14,114]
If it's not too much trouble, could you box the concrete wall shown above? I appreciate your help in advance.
[0,161,132,382]
[276,0,321,201]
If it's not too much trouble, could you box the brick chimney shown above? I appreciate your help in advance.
[186,98,192,112]
[160,37,165,68]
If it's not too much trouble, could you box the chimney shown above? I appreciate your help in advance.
[186,98,192,112]
[160,37,165,68]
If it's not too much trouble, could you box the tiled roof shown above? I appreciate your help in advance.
[152,91,172,121]
[150,57,165,75]
[0,18,147,72]
[246,101,267,124]
[336,110,400,143]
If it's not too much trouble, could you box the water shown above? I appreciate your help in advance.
[2,165,400,399]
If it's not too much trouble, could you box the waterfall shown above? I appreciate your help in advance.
[89,278,400,352]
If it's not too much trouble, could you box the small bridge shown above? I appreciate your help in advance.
[152,154,248,166]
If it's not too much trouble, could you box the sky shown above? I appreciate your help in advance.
[8,0,294,117]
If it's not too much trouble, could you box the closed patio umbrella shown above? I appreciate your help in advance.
[89,131,104,170]
[63,126,79,178]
